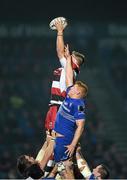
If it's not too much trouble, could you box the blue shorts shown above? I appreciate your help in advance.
[54,135,73,163]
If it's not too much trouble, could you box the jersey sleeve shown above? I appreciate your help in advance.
[74,103,86,120]
[59,57,67,68]
[66,85,73,95]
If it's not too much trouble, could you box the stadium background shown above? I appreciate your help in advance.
[0,0,127,178]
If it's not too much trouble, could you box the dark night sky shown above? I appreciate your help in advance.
[0,0,127,23]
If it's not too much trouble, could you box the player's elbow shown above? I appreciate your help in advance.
[80,125,84,132]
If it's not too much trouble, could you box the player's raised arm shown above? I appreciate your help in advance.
[54,19,66,60]
[49,17,68,67]
[65,44,74,87]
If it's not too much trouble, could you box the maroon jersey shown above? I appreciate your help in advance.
[50,57,79,105]
[45,57,79,130]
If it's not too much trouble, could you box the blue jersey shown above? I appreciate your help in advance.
[54,86,86,138]
[89,173,96,179]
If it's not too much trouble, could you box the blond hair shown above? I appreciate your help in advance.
[72,51,86,66]
[75,81,88,97]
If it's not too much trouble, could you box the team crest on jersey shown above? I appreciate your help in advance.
[78,105,85,112]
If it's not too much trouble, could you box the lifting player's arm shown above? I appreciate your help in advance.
[37,139,55,170]
[76,145,92,179]
[35,141,48,162]
[65,44,74,87]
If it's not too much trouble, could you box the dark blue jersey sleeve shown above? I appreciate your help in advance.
[89,173,96,179]
[66,85,73,95]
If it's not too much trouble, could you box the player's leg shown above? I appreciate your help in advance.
[54,136,75,179]
[40,106,58,175]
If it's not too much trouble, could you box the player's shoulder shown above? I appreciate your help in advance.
[76,98,85,105]
[74,99,86,111]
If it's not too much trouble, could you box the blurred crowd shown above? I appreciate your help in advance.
[0,34,127,179]
[99,40,127,112]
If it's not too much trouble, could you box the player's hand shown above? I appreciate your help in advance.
[65,144,75,157]
[55,19,65,32]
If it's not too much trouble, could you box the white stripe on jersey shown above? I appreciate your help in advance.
[52,69,67,92]
[60,68,67,92]
[60,57,67,68]
[52,81,60,89]
[59,106,75,123]
[50,100,63,105]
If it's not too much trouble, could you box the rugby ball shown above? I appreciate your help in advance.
[49,17,67,30]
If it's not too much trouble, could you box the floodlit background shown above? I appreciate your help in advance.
[0,0,127,178]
